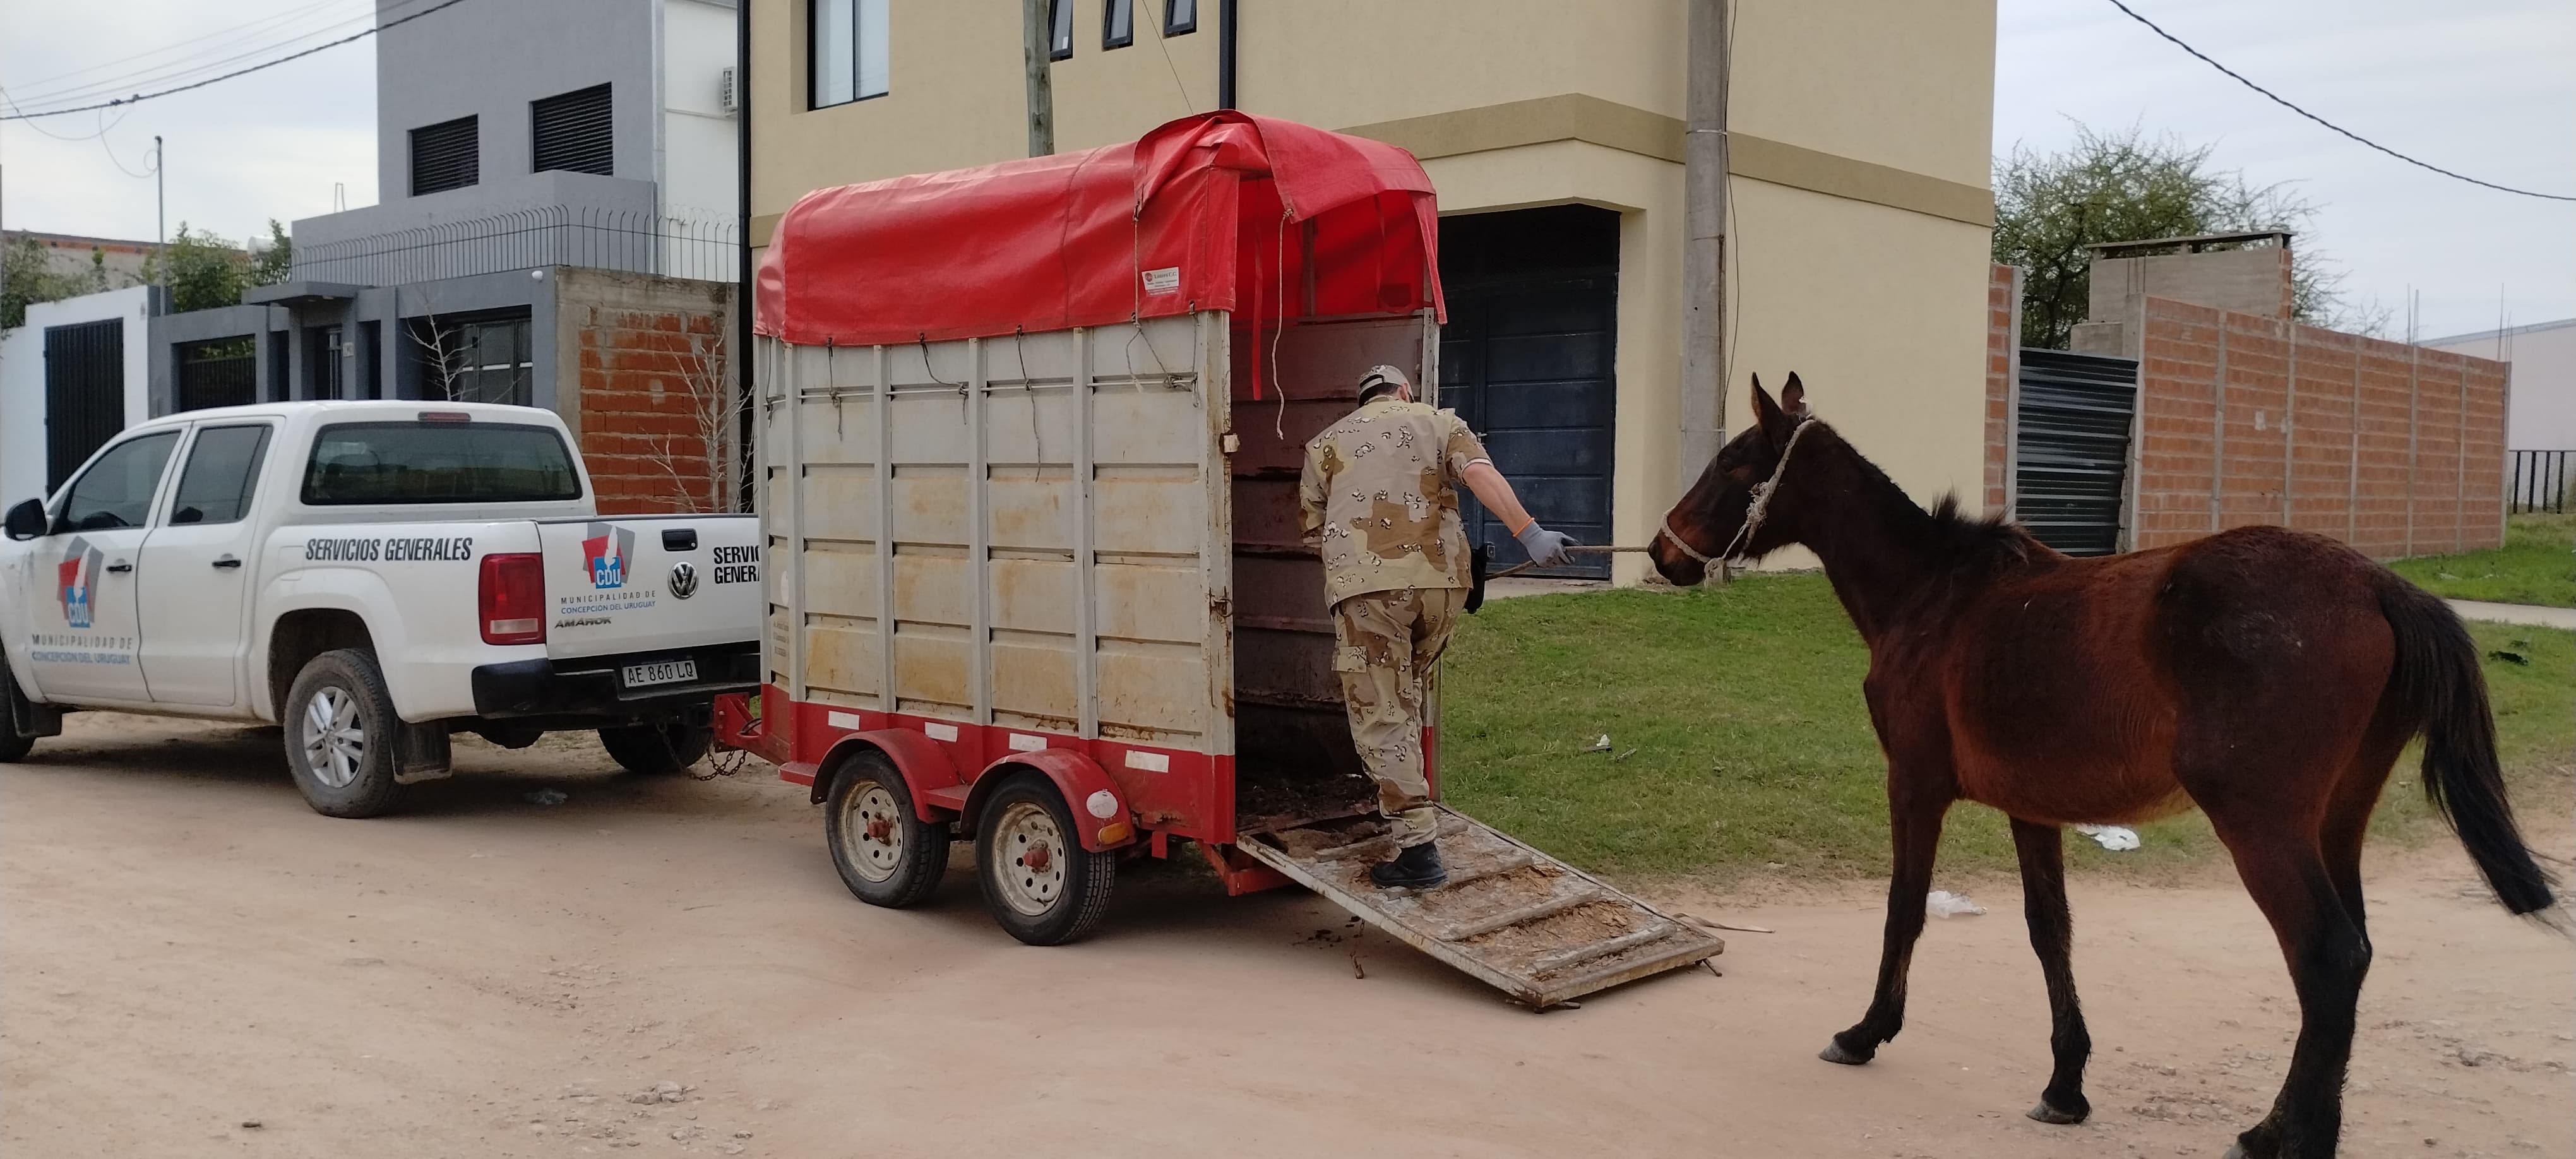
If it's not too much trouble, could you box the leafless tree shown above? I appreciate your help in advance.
[640,323,744,514]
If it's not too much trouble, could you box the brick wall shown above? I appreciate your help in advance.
[2130,297,2507,556]
[558,270,736,516]
[1983,263,2018,516]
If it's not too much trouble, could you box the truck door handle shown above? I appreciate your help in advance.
[212,555,242,569]
[105,560,133,573]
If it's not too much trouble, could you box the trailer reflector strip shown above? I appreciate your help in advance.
[1123,750,1169,773]
[1008,733,1044,752]
[826,711,862,730]
[923,721,960,741]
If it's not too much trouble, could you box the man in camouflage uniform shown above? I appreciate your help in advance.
[1299,365,1575,889]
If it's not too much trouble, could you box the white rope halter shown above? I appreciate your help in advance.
[1660,419,1817,566]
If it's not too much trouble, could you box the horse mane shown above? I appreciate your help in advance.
[1809,422,2042,578]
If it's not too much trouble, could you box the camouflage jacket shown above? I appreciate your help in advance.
[1298,397,1492,607]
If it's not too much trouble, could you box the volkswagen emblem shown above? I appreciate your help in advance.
[669,561,699,599]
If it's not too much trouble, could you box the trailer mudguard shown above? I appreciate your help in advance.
[810,728,962,819]
[969,750,1136,852]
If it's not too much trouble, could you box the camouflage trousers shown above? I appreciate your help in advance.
[1331,586,1465,848]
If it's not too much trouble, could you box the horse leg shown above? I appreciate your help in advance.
[2211,824,2371,1159]
[1821,791,1952,1064]
[2010,817,2092,1125]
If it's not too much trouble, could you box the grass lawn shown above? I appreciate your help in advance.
[1437,574,2575,884]
[2385,512,2576,608]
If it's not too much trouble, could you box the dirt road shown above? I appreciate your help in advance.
[4,713,2568,1158]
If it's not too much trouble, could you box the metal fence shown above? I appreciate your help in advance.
[2508,450,2572,514]
[292,205,738,286]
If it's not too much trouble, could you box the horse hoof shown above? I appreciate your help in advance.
[2027,1101,2088,1126]
[1817,1040,1871,1066]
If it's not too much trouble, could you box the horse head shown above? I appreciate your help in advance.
[1651,372,1816,586]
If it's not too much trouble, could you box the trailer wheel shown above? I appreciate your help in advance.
[282,648,407,818]
[975,774,1116,946]
[825,751,949,907]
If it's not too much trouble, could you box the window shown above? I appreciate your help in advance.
[417,314,534,407]
[811,0,890,109]
[302,422,583,506]
[1164,0,1196,36]
[54,431,179,533]
[1049,0,1073,59]
[1104,0,1133,48]
[168,425,273,526]
[408,115,478,196]
[532,83,614,175]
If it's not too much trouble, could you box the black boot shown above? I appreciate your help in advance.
[1368,841,1446,890]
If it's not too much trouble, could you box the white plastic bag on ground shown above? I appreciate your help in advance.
[1924,889,1986,918]
[2073,824,2141,851]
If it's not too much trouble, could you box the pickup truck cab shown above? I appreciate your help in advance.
[0,401,762,816]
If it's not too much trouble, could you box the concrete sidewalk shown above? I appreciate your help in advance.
[2448,599,2576,631]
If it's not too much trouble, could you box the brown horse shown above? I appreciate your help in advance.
[1650,374,2558,1159]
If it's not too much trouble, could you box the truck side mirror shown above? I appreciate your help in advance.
[3,499,44,541]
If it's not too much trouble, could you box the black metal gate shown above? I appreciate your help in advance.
[44,318,126,492]
[177,336,259,412]
[1438,206,1619,579]
[2012,348,2138,556]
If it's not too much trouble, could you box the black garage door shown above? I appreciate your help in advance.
[2013,348,2138,556]
[44,318,126,492]
[1438,206,1619,579]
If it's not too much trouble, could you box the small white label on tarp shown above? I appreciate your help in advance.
[1142,266,1181,294]
[1123,749,1169,772]
[923,720,960,741]
[1008,733,1044,752]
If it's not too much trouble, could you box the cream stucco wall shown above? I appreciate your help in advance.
[748,0,1997,585]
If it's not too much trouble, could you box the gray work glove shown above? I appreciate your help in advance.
[1514,522,1577,567]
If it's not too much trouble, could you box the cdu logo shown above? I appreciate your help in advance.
[581,522,636,590]
[56,537,102,629]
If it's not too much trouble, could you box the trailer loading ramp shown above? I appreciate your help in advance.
[1237,807,1724,1007]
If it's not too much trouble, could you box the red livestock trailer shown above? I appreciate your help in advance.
[720,112,1717,1007]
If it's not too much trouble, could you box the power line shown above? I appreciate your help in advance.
[2102,0,2574,202]
[11,5,388,110]
[1,0,474,121]
[5,0,360,104]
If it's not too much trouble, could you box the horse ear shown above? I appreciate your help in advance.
[1782,372,1808,417]
[1749,374,1783,429]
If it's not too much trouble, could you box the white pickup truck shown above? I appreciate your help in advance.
[0,401,762,816]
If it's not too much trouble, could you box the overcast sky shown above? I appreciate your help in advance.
[3,0,2569,340]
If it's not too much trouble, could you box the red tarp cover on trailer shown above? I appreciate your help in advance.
[754,111,1443,347]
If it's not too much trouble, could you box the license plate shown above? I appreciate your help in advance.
[621,659,699,688]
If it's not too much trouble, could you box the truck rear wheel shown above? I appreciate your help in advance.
[283,648,406,818]
[825,751,949,907]
[975,774,1116,946]
[597,720,713,775]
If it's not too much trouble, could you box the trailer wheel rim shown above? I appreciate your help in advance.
[838,782,905,883]
[301,686,364,789]
[991,800,1069,917]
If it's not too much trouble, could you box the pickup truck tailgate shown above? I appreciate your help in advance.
[537,514,762,660]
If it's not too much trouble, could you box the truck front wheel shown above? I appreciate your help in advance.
[283,648,407,818]
[597,720,714,775]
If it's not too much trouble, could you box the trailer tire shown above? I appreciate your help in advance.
[0,666,37,763]
[598,719,714,775]
[975,773,1116,946]
[282,648,407,818]
[825,751,950,908]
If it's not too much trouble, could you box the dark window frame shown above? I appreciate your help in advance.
[531,82,615,176]
[408,309,535,408]
[1103,0,1133,48]
[809,0,891,109]
[1164,0,1196,36]
[167,424,275,528]
[299,420,586,508]
[408,115,479,196]
[1049,0,1074,59]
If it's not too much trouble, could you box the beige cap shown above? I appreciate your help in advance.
[1357,364,1412,399]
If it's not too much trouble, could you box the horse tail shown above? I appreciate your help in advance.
[2378,578,2559,918]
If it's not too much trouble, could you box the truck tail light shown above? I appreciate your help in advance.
[479,552,546,645]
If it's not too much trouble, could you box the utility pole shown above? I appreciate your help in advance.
[1022,0,1054,156]
[1678,0,1730,492]
[154,135,166,285]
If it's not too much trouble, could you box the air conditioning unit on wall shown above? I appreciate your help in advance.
[719,66,739,114]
